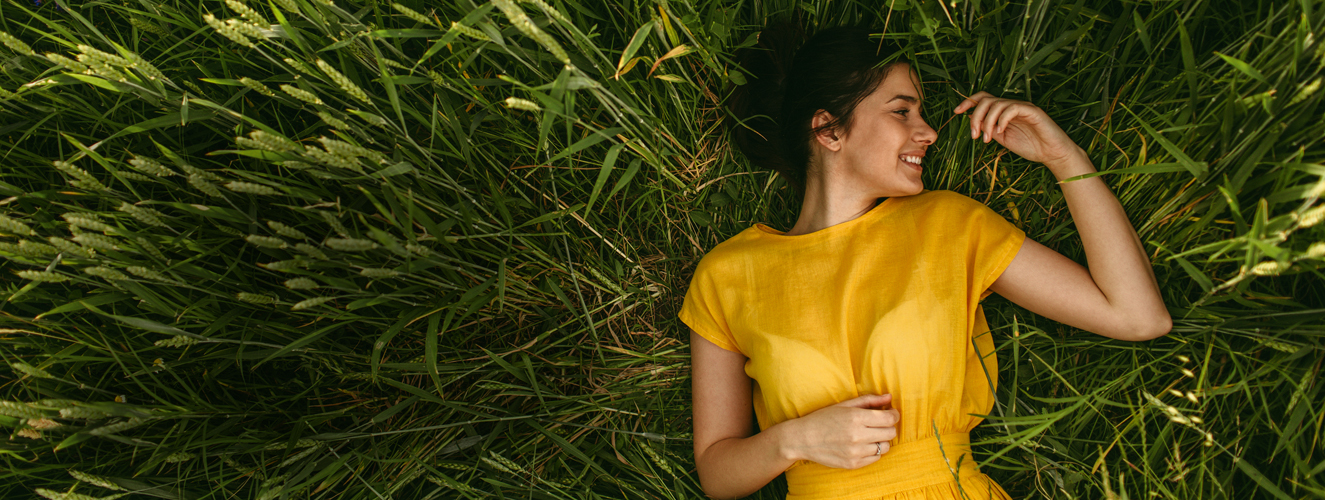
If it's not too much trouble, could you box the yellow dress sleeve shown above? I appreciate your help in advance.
[678,256,743,354]
[968,199,1028,301]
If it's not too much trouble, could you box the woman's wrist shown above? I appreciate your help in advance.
[770,417,804,463]
[1045,145,1093,182]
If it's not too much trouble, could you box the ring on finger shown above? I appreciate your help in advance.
[874,442,883,456]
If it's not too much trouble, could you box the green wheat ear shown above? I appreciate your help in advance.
[0,31,35,56]
[1,0,1320,498]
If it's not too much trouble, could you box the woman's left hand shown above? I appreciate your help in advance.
[954,91,1083,167]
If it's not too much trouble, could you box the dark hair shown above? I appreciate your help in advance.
[727,24,906,196]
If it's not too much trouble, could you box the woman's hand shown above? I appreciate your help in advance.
[954,91,1085,169]
[780,394,899,470]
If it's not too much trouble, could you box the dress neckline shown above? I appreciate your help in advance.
[752,195,901,239]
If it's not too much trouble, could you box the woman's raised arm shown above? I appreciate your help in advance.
[957,92,1172,341]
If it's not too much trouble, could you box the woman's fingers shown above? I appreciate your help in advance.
[969,96,1002,139]
[995,103,1031,135]
[958,92,1051,142]
[834,393,891,409]
[864,408,900,428]
[982,100,1013,143]
[857,441,889,458]
[873,441,891,456]
[861,425,897,444]
[953,91,994,114]
[850,449,884,469]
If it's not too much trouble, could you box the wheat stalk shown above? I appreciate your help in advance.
[267,221,307,240]
[115,203,168,228]
[71,232,118,252]
[316,111,351,130]
[63,213,117,233]
[504,97,541,111]
[315,59,369,104]
[245,235,288,249]
[283,277,318,289]
[11,362,52,379]
[58,406,111,420]
[0,30,35,56]
[45,52,91,73]
[83,266,129,281]
[225,0,268,25]
[521,0,570,25]
[47,237,95,258]
[68,469,127,489]
[359,267,399,278]
[0,214,35,235]
[262,259,308,272]
[188,175,225,197]
[237,292,278,304]
[280,84,323,105]
[164,452,195,463]
[293,243,329,260]
[126,156,175,176]
[324,237,377,251]
[291,296,336,310]
[491,0,570,65]
[0,401,46,419]
[448,22,490,42]
[204,14,255,48]
[390,3,433,25]
[53,161,108,191]
[225,181,282,195]
[153,336,200,348]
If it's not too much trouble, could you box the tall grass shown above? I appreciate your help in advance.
[0,0,1320,498]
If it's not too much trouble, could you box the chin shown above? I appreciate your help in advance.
[899,180,924,196]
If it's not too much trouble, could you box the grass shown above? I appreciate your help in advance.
[0,0,1321,498]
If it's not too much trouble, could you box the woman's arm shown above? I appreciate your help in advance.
[691,331,795,498]
[691,331,900,498]
[956,92,1172,341]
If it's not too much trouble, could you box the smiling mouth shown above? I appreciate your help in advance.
[900,155,923,170]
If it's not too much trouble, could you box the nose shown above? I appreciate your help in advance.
[915,116,937,146]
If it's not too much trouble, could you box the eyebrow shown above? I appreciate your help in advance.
[887,94,920,104]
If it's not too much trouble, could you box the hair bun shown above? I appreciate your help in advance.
[727,22,806,193]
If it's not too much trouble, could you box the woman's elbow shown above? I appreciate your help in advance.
[697,477,741,500]
[1130,312,1173,341]
[695,468,751,500]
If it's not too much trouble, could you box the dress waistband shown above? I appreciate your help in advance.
[785,432,987,500]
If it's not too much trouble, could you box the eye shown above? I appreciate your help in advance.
[894,109,910,117]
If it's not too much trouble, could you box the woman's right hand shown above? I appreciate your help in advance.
[780,394,900,470]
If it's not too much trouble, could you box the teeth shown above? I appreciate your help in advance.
[901,155,923,165]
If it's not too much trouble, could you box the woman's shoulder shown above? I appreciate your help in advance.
[901,188,985,208]
[687,227,764,276]
[898,189,1000,219]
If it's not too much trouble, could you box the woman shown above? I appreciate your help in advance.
[679,25,1171,500]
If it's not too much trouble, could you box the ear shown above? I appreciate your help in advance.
[811,110,842,152]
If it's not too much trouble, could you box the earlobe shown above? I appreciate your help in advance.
[816,130,841,151]
[811,110,842,151]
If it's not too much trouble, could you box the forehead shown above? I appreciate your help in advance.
[869,64,923,103]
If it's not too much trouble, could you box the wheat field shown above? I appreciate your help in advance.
[0,0,1322,498]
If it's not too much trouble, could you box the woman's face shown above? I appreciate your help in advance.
[816,63,938,197]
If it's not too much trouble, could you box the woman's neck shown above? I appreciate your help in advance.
[782,173,883,236]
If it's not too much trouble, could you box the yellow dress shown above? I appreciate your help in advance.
[679,189,1026,500]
